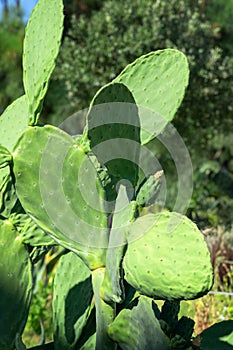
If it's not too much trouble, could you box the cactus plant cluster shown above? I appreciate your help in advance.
[0,0,232,349]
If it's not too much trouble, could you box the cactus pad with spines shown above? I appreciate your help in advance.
[23,0,64,123]
[123,212,213,300]
[53,252,93,350]
[0,220,32,349]
[0,168,17,217]
[13,125,108,269]
[0,95,30,151]
[0,145,12,169]
[101,185,136,303]
[108,296,169,349]
[136,170,163,207]
[10,212,55,246]
[87,82,140,189]
[114,49,189,144]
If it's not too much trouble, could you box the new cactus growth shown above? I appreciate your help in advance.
[0,0,224,349]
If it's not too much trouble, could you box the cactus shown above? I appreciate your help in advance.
[101,185,137,303]
[0,95,30,152]
[107,296,170,349]
[0,220,33,349]
[13,125,108,269]
[9,212,55,246]
[114,49,189,144]
[23,0,64,124]
[86,82,140,189]
[198,320,233,350]
[0,0,219,348]
[53,252,93,349]
[136,170,164,208]
[123,212,213,300]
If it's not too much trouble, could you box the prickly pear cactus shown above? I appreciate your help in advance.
[0,220,33,349]
[13,125,108,269]
[87,82,140,189]
[0,95,30,152]
[108,296,170,349]
[53,252,93,350]
[101,185,136,303]
[114,49,189,144]
[136,170,163,207]
[198,320,233,350]
[9,212,55,246]
[123,212,213,300]
[23,0,64,123]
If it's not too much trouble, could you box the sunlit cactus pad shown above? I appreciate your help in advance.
[13,125,108,269]
[123,212,213,300]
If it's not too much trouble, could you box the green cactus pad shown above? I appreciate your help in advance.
[9,212,55,246]
[136,170,163,207]
[0,220,32,349]
[101,185,136,303]
[0,167,17,218]
[108,295,169,350]
[159,300,180,337]
[199,320,233,350]
[92,268,116,350]
[87,82,140,189]
[53,252,93,350]
[13,125,108,269]
[114,49,189,144]
[23,0,64,124]
[0,95,30,151]
[0,145,12,168]
[123,212,213,300]
[174,316,195,342]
